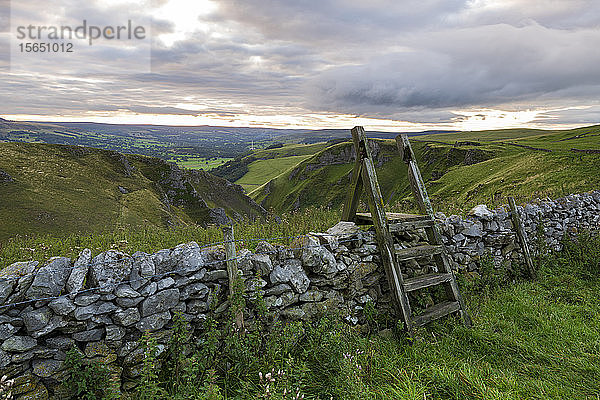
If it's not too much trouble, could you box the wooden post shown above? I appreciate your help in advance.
[395,134,435,218]
[508,197,536,278]
[396,134,472,327]
[351,127,414,332]
[221,225,244,330]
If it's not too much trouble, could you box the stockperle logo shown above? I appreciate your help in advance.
[15,20,147,46]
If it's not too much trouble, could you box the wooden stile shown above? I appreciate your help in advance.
[342,127,471,335]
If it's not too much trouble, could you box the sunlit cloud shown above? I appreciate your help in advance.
[1,0,599,130]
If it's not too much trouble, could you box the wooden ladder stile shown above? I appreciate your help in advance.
[341,126,471,336]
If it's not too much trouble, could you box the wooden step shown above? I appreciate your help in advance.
[412,301,461,328]
[395,245,443,261]
[355,212,430,225]
[389,219,435,232]
[403,273,453,292]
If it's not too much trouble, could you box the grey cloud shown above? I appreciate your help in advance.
[305,23,600,115]
[127,105,236,116]
[1,0,599,128]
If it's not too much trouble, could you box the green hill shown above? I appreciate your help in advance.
[252,125,600,214]
[0,142,266,242]
[212,142,330,191]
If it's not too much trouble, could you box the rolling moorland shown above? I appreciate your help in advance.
[0,118,438,171]
[1,122,600,399]
[231,125,600,215]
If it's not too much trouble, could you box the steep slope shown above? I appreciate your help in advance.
[252,139,494,212]
[0,142,266,241]
[212,142,329,191]
[253,125,600,214]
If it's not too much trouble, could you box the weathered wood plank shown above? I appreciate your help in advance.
[396,133,472,327]
[355,212,430,225]
[412,301,461,328]
[341,154,363,222]
[395,134,435,218]
[403,273,452,292]
[221,225,244,330]
[352,126,414,332]
[395,244,443,261]
[509,196,536,278]
[389,219,435,232]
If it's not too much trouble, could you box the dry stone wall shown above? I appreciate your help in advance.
[0,191,599,399]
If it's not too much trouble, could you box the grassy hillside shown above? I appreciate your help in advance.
[253,125,600,214]
[212,142,330,191]
[0,142,266,242]
[238,155,313,192]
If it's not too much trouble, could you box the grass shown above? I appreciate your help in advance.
[237,155,313,193]
[0,142,264,243]
[109,232,600,400]
[253,125,600,214]
[168,157,232,170]
[0,207,340,269]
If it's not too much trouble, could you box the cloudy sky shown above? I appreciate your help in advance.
[1,0,599,130]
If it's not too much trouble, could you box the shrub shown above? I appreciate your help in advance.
[62,347,118,400]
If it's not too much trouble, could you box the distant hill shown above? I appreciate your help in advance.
[0,142,267,242]
[0,118,454,169]
[251,125,600,213]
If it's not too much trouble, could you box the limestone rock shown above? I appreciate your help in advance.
[293,236,338,276]
[105,325,126,341]
[0,261,39,304]
[88,250,133,291]
[141,288,180,317]
[0,349,10,368]
[115,284,140,298]
[45,336,75,351]
[204,270,228,281]
[179,283,208,301]
[270,259,310,294]
[65,249,91,293]
[25,257,71,299]
[326,221,360,238]
[470,204,494,220]
[152,249,174,276]
[136,311,171,332]
[49,297,76,315]
[170,242,205,275]
[73,328,104,342]
[130,252,155,290]
[73,293,100,306]
[157,277,175,290]
[22,307,53,333]
[239,253,273,276]
[32,359,63,378]
[0,323,18,340]
[2,336,37,352]
[112,308,140,327]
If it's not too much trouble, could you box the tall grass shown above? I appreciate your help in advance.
[111,232,600,400]
[0,207,340,269]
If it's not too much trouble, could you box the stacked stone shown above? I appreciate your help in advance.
[437,191,600,272]
[0,227,394,398]
[0,190,598,398]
